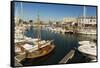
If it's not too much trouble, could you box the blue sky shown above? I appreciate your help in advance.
[14,2,97,21]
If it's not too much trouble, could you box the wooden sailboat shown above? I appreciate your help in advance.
[25,13,55,59]
[15,3,55,61]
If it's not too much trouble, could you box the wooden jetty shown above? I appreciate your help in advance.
[59,50,75,64]
[15,59,23,67]
[14,54,26,66]
[15,54,26,62]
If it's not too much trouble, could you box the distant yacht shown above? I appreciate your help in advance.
[77,29,96,35]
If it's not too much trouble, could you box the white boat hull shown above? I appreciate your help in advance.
[81,52,96,60]
[78,41,97,60]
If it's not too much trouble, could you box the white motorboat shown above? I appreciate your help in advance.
[78,41,97,60]
[78,41,90,45]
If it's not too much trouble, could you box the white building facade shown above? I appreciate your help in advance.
[77,16,96,26]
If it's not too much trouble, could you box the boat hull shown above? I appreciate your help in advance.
[15,41,55,61]
[80,52,96,60]
[26,44,55,59]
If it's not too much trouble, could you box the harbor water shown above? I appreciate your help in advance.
[21,27,96,66]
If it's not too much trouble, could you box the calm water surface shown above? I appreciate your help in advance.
[22,27,96,66]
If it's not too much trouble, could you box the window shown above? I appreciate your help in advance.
[94,20,96,22]
[90,19,92,22]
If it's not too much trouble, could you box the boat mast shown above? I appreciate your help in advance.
[48,17,51,26]
[37,12,41,49]
[83,5,86,28]
[20,2,25,39]
[21,2,23,20]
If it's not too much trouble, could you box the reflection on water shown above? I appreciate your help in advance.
[22,27,96,66]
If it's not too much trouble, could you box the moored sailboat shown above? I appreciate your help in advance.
[15,3,55,61]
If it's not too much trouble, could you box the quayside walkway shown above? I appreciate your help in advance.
[59,49,75,64]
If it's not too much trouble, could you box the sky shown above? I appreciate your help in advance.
[14,2,97,21]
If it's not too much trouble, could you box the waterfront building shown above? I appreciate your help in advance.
[14,17,24,27]
[76,16,97,35]
[61,17,77,30]
[77,16,96,28]
[62,17,77,24]
[14,17,20,24]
